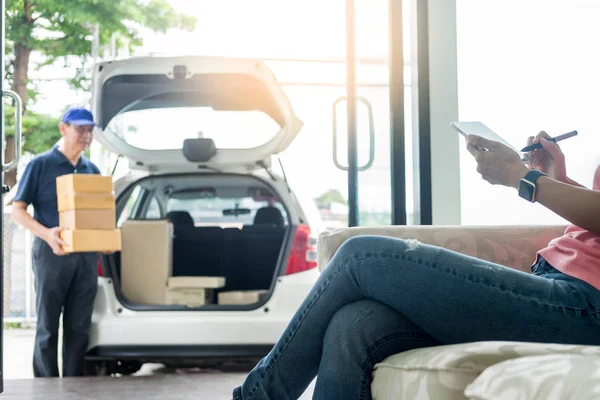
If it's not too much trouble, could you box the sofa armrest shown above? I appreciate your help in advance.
[317,225,567,273]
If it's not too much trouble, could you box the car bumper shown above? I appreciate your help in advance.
[88,268,320,358]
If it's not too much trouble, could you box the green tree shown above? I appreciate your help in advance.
[3,104,61,154]
[3,0,196,186]
[315,189,347,209]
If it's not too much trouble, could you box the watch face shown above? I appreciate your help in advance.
[519,181,535,201]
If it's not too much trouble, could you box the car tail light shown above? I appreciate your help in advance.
[97,257,103,276]
[286,224,318,275]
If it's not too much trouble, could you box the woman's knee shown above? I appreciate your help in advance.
[322,300,438,372]
[323,299,409,352]
[330,236,421,277]
[335,235,417,260]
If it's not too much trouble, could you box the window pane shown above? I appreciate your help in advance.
[146,197,162,219]
[117,186,142,227]
[457,0,600,225]
[279,85,350,229]
[138,0,389,60]
[106,107,280,151]
[166,195,287,229]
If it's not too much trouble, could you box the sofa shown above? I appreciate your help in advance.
[317,224,600,399]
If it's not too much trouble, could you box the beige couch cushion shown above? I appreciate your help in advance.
[465,354,600,400]
[371,341,600,400]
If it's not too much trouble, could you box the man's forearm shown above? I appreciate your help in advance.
[12,206,49,241]
[531,176,600,234]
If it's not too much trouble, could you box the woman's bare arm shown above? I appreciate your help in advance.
[520,176,600,234]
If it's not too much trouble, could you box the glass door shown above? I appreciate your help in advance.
[265,0,403,231]
[330,0,411,227]
[146,0,410,231]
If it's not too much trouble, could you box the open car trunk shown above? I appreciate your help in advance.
[104,173,295,311]
[90,55,303,173]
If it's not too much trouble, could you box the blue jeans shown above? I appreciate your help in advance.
[232,236,600,400]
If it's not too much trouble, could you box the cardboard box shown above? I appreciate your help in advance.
[60,229,122,253]
[56,174,113,195]
[218,290,268,305]
[120,220,173,305]
[59,209,116,230]
[166,287,208,307]
[165,277,226,307]
[167,276,226,289]
[57,192,115,212]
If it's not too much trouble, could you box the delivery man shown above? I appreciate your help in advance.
[11,107,102,377]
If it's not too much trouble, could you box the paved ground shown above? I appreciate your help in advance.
[2,329,316,399]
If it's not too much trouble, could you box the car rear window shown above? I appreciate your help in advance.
[106,107,281,151]
[166,195,287,228]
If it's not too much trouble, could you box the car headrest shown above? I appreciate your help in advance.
[253,207,284,226]
[166,211,195,228]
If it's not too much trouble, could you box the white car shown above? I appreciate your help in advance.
[84,55,324,375]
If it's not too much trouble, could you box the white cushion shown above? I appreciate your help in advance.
[465,354,600,400]
[371,341,600,400]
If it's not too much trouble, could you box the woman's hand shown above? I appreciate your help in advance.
[466,135,530,189]
[525,131,567,182]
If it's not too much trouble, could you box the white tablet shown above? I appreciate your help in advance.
[451,121,529,162]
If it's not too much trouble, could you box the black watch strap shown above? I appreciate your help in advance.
[518,170,546,202]
[524,169,546,184]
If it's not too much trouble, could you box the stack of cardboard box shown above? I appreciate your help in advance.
[166,276,226,307]
[57,174,122,253]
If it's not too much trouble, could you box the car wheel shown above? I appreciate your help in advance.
[84,360,142,376]
[113,360,142,375]
[84,360,111,376]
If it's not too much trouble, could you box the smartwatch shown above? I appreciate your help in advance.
[518,170,546,202]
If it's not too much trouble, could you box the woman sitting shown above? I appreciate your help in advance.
[232,132,600,400]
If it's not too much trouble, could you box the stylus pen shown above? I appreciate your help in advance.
[520,130,578,152]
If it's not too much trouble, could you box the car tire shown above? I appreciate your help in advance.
[113,360,143,375]
[84,360,111,376]
[84,360,142,376]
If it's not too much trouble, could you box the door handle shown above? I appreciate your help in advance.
[332,95,375,171]
[3,89,23,172]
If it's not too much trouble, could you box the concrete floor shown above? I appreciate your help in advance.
[2,329,316,399]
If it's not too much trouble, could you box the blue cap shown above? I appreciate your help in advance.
[61,107,96,126]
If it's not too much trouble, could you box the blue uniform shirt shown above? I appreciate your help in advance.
[13,146,101,228]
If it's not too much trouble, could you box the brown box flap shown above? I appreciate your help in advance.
[56,174,113,195]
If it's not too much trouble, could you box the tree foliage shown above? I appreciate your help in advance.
[5,0,196,97]
[2,0,196,185]
[315,189,347,209]
[3,103,61,154]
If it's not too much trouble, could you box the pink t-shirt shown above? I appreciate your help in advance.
[537,165,600,291]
